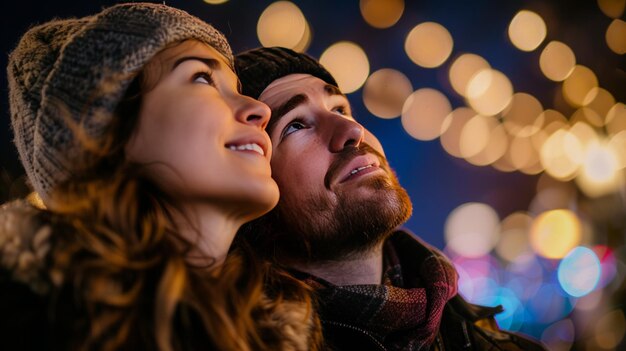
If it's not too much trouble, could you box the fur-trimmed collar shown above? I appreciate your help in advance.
[0,200,55,295]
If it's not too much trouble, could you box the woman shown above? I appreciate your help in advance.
[0,3,319,350]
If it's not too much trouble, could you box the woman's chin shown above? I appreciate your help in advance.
[245,182,280,220]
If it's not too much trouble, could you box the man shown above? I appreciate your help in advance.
[235,47,545,350]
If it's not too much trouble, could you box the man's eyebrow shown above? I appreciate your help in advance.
[324,84,346,98]
[267,93,308,134]
[172,56,220,71]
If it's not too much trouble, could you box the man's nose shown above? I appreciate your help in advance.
[327,114,365,153]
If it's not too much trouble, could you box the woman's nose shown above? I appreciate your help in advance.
[235,95,271,129]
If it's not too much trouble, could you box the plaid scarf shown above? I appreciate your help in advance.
[300,231,458,350]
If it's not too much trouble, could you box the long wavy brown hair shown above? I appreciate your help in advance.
[42,41,322,351]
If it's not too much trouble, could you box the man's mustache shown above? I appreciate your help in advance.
[324,143,390,188]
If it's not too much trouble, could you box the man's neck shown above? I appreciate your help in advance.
[291,243,384,286]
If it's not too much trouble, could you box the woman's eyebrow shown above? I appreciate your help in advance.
[171,56,220,71]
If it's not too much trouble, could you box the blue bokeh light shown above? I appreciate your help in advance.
[558,246,601,298]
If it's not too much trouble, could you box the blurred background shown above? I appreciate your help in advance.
[1,0,625,349]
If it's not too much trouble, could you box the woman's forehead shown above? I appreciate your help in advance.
[156,40,232,69]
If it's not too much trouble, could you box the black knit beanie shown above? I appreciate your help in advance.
[235,47,338,99]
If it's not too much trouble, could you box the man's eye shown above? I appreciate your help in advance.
[333,106,349,115]
[193,72,215,86]
[282,120,307,138]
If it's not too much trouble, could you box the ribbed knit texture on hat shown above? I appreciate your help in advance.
[235,47,337,99]
[7,2,233,203]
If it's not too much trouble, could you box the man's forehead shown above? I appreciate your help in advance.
[259,74,329,105]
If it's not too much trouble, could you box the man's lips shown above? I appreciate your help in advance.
[337,154,382,184]
[324,144,389,188]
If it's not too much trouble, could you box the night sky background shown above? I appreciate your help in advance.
[1,1,625,347]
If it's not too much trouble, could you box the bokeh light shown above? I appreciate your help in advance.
[530,209,582,259]
[459,115,493,158]
[575,289,604,312]
[540,129,583,180]
[530,175,577,214]
[492,148,517,173]
[606,103,626,136]
[445,202,500,258]
[496,212,533,262]
[510,135,542,174]
[576,140,622,197]
[466,68,514,116]
[539,41,576,82]
[562,65,599,107]
[320,41,370,93]
[502,92,543,137]
[292,20,312,52]
[585,88,616,124]
[595,309,626,349]
[360,0,404,29]
[363,68,413,119]
[528,282,575,323]
[401,88,452,140]
[570,107,603,128]
[558,246,601,297]
[453,255,501,301]
[405,22,453,68]
[440,107,476,158]
[448,53,491,97]
[597,0,626,18]
[569,121,599,149]
[541,319,575,351]
[472,285,525,331]
[507,253,544,300]
[594,245,618,289]
[463,116,507,166]
[609,130,626,169]
[257,1,308,49]
[530,111,567,165]
[508,10,547,51]
[606,19,626,54]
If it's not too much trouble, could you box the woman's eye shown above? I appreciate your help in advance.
[282,120,307,138]
[193,72,215,86]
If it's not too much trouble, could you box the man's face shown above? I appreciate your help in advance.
[253,73,411,262]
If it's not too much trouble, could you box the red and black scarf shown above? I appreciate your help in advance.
[300,231,458,350]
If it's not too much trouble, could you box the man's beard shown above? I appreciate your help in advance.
[239,144,412,264]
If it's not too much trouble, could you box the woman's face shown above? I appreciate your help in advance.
[126,40,278,221]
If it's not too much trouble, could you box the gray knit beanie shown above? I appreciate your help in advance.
[7,2,233,203]
[235,47,338,99]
